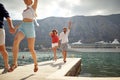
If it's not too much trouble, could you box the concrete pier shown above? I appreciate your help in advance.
[0,58,81,80]
[0,58,120,80]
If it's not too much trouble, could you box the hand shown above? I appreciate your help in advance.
[9,27,16,34]
[9,25,19,34]
[49,32,53,36]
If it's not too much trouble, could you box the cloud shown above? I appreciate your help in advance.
[0,0,120,19]
[1,0,24,19]
[71,0,120,16]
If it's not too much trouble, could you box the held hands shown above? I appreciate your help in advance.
[9,25,19,34]
[9,27,16,34]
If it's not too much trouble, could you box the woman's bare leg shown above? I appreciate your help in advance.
[12,31,25,66]
[0,45,9,69]
[52,46,58,61]
[27,38,38,72]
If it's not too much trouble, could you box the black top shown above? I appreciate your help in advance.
[0,3,10,28]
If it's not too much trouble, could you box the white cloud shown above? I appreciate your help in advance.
[90,10,106,16]
[1,0,120,19]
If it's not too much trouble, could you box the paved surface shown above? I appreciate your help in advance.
[0,58,120,80]
[0,58,79,80]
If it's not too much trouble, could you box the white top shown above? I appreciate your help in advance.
[22,6,35,19]
[59,29,70,43]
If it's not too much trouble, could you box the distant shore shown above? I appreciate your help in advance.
[68,48,120,52]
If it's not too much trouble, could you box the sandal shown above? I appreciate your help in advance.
[9,64,18,72]
[34,64,38,72]
[2,65,13,74]
[2,68,10,74]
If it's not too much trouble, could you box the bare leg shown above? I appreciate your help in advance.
[64,51,67,62]
[0,45,9,69]
[62,50,67,63]
[52,46,58,61]
[27,38,38,72]
[62,51,65,62]
[12,32,25,66]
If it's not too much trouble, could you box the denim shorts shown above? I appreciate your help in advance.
[19,22,36,38]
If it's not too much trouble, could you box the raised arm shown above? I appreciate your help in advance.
[68,21,72,30]
[32,0,38,11]
[49,32,53,37]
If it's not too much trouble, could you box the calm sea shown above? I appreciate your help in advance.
[0,51,120,77]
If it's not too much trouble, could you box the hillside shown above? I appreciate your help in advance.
[4,14,120,49]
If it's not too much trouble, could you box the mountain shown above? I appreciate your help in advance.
[3,14,120,49]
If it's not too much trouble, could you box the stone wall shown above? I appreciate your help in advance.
[65,59,81,76]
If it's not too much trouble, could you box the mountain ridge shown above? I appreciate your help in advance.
[4,14,120,49]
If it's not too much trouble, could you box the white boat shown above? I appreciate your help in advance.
[72,40,82,45]
[112,39,120,44]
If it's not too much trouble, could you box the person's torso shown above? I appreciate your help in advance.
[51,34,59,43]
[60,32,69,43]
[0,12,4,28]
[0,3,9,28]
[22,7,35,20]
[0,4,4,24]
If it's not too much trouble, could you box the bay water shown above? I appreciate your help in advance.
[0,51,120,77]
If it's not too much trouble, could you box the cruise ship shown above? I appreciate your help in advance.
[70,39,120,48]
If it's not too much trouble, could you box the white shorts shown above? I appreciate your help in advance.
[52,43,58,48]
[0,29,5,45]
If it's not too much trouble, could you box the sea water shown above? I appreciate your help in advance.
[71,52,120,77]
[0,51,63,69]
[0,51,120,77]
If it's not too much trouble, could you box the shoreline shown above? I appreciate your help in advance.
[68,48,120,52]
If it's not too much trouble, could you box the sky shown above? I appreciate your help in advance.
[0,0,120,20]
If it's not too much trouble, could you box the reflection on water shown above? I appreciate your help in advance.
[0,51,120,77]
